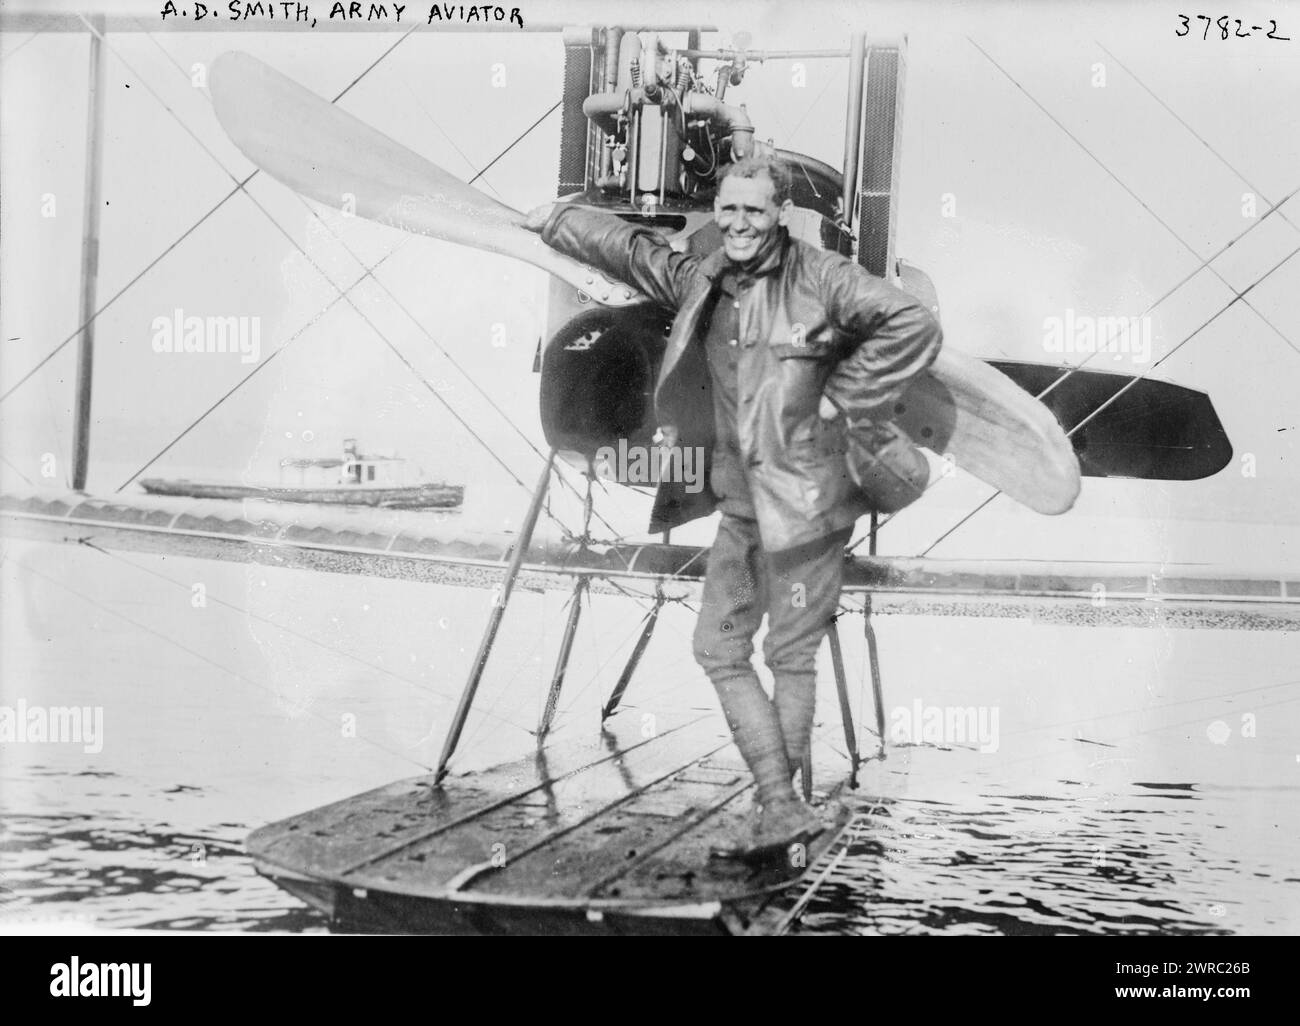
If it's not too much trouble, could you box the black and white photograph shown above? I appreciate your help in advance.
[0,0,1296,961]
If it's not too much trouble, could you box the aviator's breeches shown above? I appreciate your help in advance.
[692,514,851,801]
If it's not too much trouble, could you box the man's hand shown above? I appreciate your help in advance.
[522,202,557,233]
[818,395,840,421]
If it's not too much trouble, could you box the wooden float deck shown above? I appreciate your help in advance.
[247,715,857,935]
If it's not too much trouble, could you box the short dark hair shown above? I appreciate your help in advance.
[717,154,793,206]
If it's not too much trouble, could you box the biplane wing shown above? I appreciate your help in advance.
[4,491,1294,620]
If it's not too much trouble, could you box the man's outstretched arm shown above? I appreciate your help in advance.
[522,202,700,310]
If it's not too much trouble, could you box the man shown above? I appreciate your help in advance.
[524,154,942,858]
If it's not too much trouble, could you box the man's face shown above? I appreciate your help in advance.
[714,173,792,265]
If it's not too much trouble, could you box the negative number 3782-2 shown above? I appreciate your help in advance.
[1175,15,1290,40]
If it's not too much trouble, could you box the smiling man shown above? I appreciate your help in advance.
[524,154,942,859]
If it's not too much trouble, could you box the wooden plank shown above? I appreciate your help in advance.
[604,795,855,904]
[250,722,862,927]
[464,769,749,900]
[587,736,857,905]
[248,715,711,880]
[339,717,730,897]
[249,777,496,881]
[456,741,852,907]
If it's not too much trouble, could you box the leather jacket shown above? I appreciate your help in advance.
[542,204,944,551]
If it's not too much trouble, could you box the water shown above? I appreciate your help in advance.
[2,538,1297,935]
[791,784,1297,935]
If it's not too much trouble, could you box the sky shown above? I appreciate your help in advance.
[1,0,1297,567]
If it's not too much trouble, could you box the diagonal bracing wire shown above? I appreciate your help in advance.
[848,178,1300,554]
[27,27,665,769]
[19,559,435,772]
[393,71,510,205]
[848,161,1297,549]
[0,179,249,406]
[38,28,656,767]
[1097,42,1299,237]
[78,538,536,734]
[1,452,35,486]
[113,290,348,490]
[861,39,1300,556]
[0,22,423,409]
[143,33,628,527]
[968,36,1300,362]
[917,239,1300,556]
[88,25,633,550]
[82,21,560,506]
[0,30,39,65]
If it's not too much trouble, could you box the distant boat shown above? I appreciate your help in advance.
[140,438,464,510]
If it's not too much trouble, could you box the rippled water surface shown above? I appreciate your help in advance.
[791,782,1298,935]
[3,541,1298,934]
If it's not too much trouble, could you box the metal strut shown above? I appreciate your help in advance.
[601,585,665,722]
[864,511,887,756]
[537,575,586,745]
[863,594,887,758]
[536,463,597,746]
[71,16,108,491]
[827,616,861,786]
[434,450,556,782]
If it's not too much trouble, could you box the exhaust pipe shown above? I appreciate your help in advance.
[581,90,754,160]
[681,93,754,159]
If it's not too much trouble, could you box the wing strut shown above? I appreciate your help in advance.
[826,619,860,789]
[435,451,557,783]
[71,15,109,490]
[600,585,665,723]
[536,462,599,745]
[805,509,886,797]
[862,595,887,759]
[537,576,587,746]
